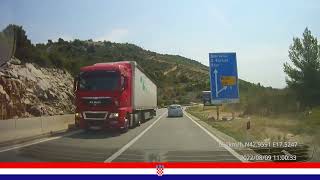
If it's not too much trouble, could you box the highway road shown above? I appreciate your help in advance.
[0,108,241,162]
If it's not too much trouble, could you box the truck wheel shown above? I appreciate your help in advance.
[129,114,134,129]
[141,112,146,123]
[134,113,141,127]
[84,127,91,133]
[150,110,155,119]
[120,118,129,133]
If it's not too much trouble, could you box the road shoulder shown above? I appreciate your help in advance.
[184,110,263,162]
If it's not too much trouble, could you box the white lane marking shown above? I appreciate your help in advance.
[0,130,83,153]
[184,111,248,162]
[104,111,167,162]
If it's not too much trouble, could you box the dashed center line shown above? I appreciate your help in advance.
[104,111,167,162]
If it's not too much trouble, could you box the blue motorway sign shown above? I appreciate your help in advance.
[209,52,239,104]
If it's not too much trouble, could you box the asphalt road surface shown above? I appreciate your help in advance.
[0,108,241,162]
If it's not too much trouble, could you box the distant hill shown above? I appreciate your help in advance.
[1,24,297,114]
[33,39,211,105]
[34,39,289,108]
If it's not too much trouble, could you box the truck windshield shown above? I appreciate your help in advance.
[79,70,119,91]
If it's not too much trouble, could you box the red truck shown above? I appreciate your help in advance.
[74,61,157,132]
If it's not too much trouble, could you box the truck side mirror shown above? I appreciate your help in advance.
[73,76,79,92]
[120,75,126,91]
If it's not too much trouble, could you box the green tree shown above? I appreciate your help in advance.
[283,27,320,108]
[48,52,64,67]
[58,38,65,44]
[87,44,96,53]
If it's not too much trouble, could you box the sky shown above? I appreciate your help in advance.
[1,0,320,88]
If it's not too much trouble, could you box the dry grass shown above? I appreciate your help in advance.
[187,105,320,147]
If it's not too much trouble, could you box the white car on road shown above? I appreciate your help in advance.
[168,104,183,117]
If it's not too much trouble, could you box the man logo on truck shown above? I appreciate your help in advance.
[89,100,101,106]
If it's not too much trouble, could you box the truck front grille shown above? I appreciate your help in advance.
[84,112,107,120]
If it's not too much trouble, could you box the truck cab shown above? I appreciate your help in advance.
[74,61,157,133]
[74,62,132,132]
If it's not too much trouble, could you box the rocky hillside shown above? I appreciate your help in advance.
[0,58,74,119]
